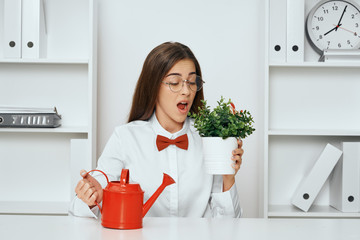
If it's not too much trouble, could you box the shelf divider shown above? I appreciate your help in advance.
[0,201,69,214]
[269,62,360,68]
[268,205,360,218]
[0,59,88,64]
[268,129,360,136]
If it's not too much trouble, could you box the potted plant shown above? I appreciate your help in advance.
[189,96,255,174]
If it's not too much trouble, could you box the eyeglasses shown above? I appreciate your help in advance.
[162,74,205,93]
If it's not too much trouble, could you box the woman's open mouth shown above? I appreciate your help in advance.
[177,102,188,113]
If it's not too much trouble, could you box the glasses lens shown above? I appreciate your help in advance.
[187,75,197,92]
[168,76,182,92]
[195,75,203,91]
[165,75,204,92]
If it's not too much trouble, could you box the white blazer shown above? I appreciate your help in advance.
[69,113,241,218]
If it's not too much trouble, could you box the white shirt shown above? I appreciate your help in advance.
[69,113,242,218]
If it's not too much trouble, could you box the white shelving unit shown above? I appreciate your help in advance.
[0,0,97,214]
[265,0,360,218]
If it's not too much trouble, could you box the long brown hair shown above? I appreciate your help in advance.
[128,42,204,122]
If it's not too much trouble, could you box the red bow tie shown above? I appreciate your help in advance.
[156,134,189,151]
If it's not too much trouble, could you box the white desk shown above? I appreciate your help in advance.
[0,215,359,240]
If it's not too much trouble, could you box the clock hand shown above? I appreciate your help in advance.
[336,5,347,31]
[324,26,338,36]
[334,24,358,35]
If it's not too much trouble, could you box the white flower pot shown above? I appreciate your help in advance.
[202,137,237,175]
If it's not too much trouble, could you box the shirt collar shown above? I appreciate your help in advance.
[149,112,189,139]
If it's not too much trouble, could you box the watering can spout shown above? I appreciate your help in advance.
[143,173,175,217]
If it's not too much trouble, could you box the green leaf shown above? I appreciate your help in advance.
[189,96,255,138]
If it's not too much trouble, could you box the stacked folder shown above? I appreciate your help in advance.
[3,0,22,58]
[330,142,360,212]
[291,143,360,213]
[3,0,47,59]
[269,0,304,63]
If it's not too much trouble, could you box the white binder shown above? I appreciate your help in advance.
[286,0,304,62]
[330,142,360,212]
[269,0,287,63]
[22,0,47,59]
[291,143,342,212]
[3,0,22,58]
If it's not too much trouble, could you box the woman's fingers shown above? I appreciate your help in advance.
[237,139,243,148]
[82,171,103,193]
[75,170,104,206]
[232,148,244,157]
[75,179,95,203]
[231,139,244,174]
[89,194,97,206]
[84,186,96,199]
[232,155,242,165]
[80,169,88,178]
[75,179,85,194]
[231,152,242,175]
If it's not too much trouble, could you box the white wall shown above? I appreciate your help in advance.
[97,0,265,218]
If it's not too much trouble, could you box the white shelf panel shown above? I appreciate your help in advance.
[269,67,360,131]
[268,129,360,136]
[269,62,360,68]
[0,59,88,64]
[0,0,96,215]
[0,201,69,214]
[268,205,360,218]
[0,126,89,133]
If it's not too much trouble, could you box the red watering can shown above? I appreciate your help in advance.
[84,169,175,229]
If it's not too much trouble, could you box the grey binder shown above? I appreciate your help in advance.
[0,106,61,128]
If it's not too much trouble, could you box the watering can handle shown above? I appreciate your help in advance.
[120,169,129,186]
[85,169,110,184]
[83,169,110,213]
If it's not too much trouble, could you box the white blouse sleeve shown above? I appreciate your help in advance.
[205,175,242,218]
[69,128,125,218]
[69,196,100,218]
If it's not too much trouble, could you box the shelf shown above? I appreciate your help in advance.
[0,126,89,133]
[268,129,360,136]
[268,205,360,218]
[269,62,360,68]
[0,201,69,214]
[0,0,96,215]
[265,0,360,220]
[0,59,89,64]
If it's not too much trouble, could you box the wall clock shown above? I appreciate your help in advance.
[306,0,360,54]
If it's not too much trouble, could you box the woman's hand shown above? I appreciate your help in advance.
[75,169,104,208]
[223,139,244,191]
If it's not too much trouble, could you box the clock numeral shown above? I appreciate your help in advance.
[356,23,359,28]
[317,16,324,21]
[316,26,320,31]
[323,9,329,14]
[338,43,342,48]
[319,35,323,40]
[347,40,351,45]
[352,14,355,19]
[332,6,338,11]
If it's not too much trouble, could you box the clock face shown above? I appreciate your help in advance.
[306,0,360,53]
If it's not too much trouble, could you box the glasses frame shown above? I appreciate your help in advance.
[162,75,205,93]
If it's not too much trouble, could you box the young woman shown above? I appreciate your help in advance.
[70,42,243,218]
